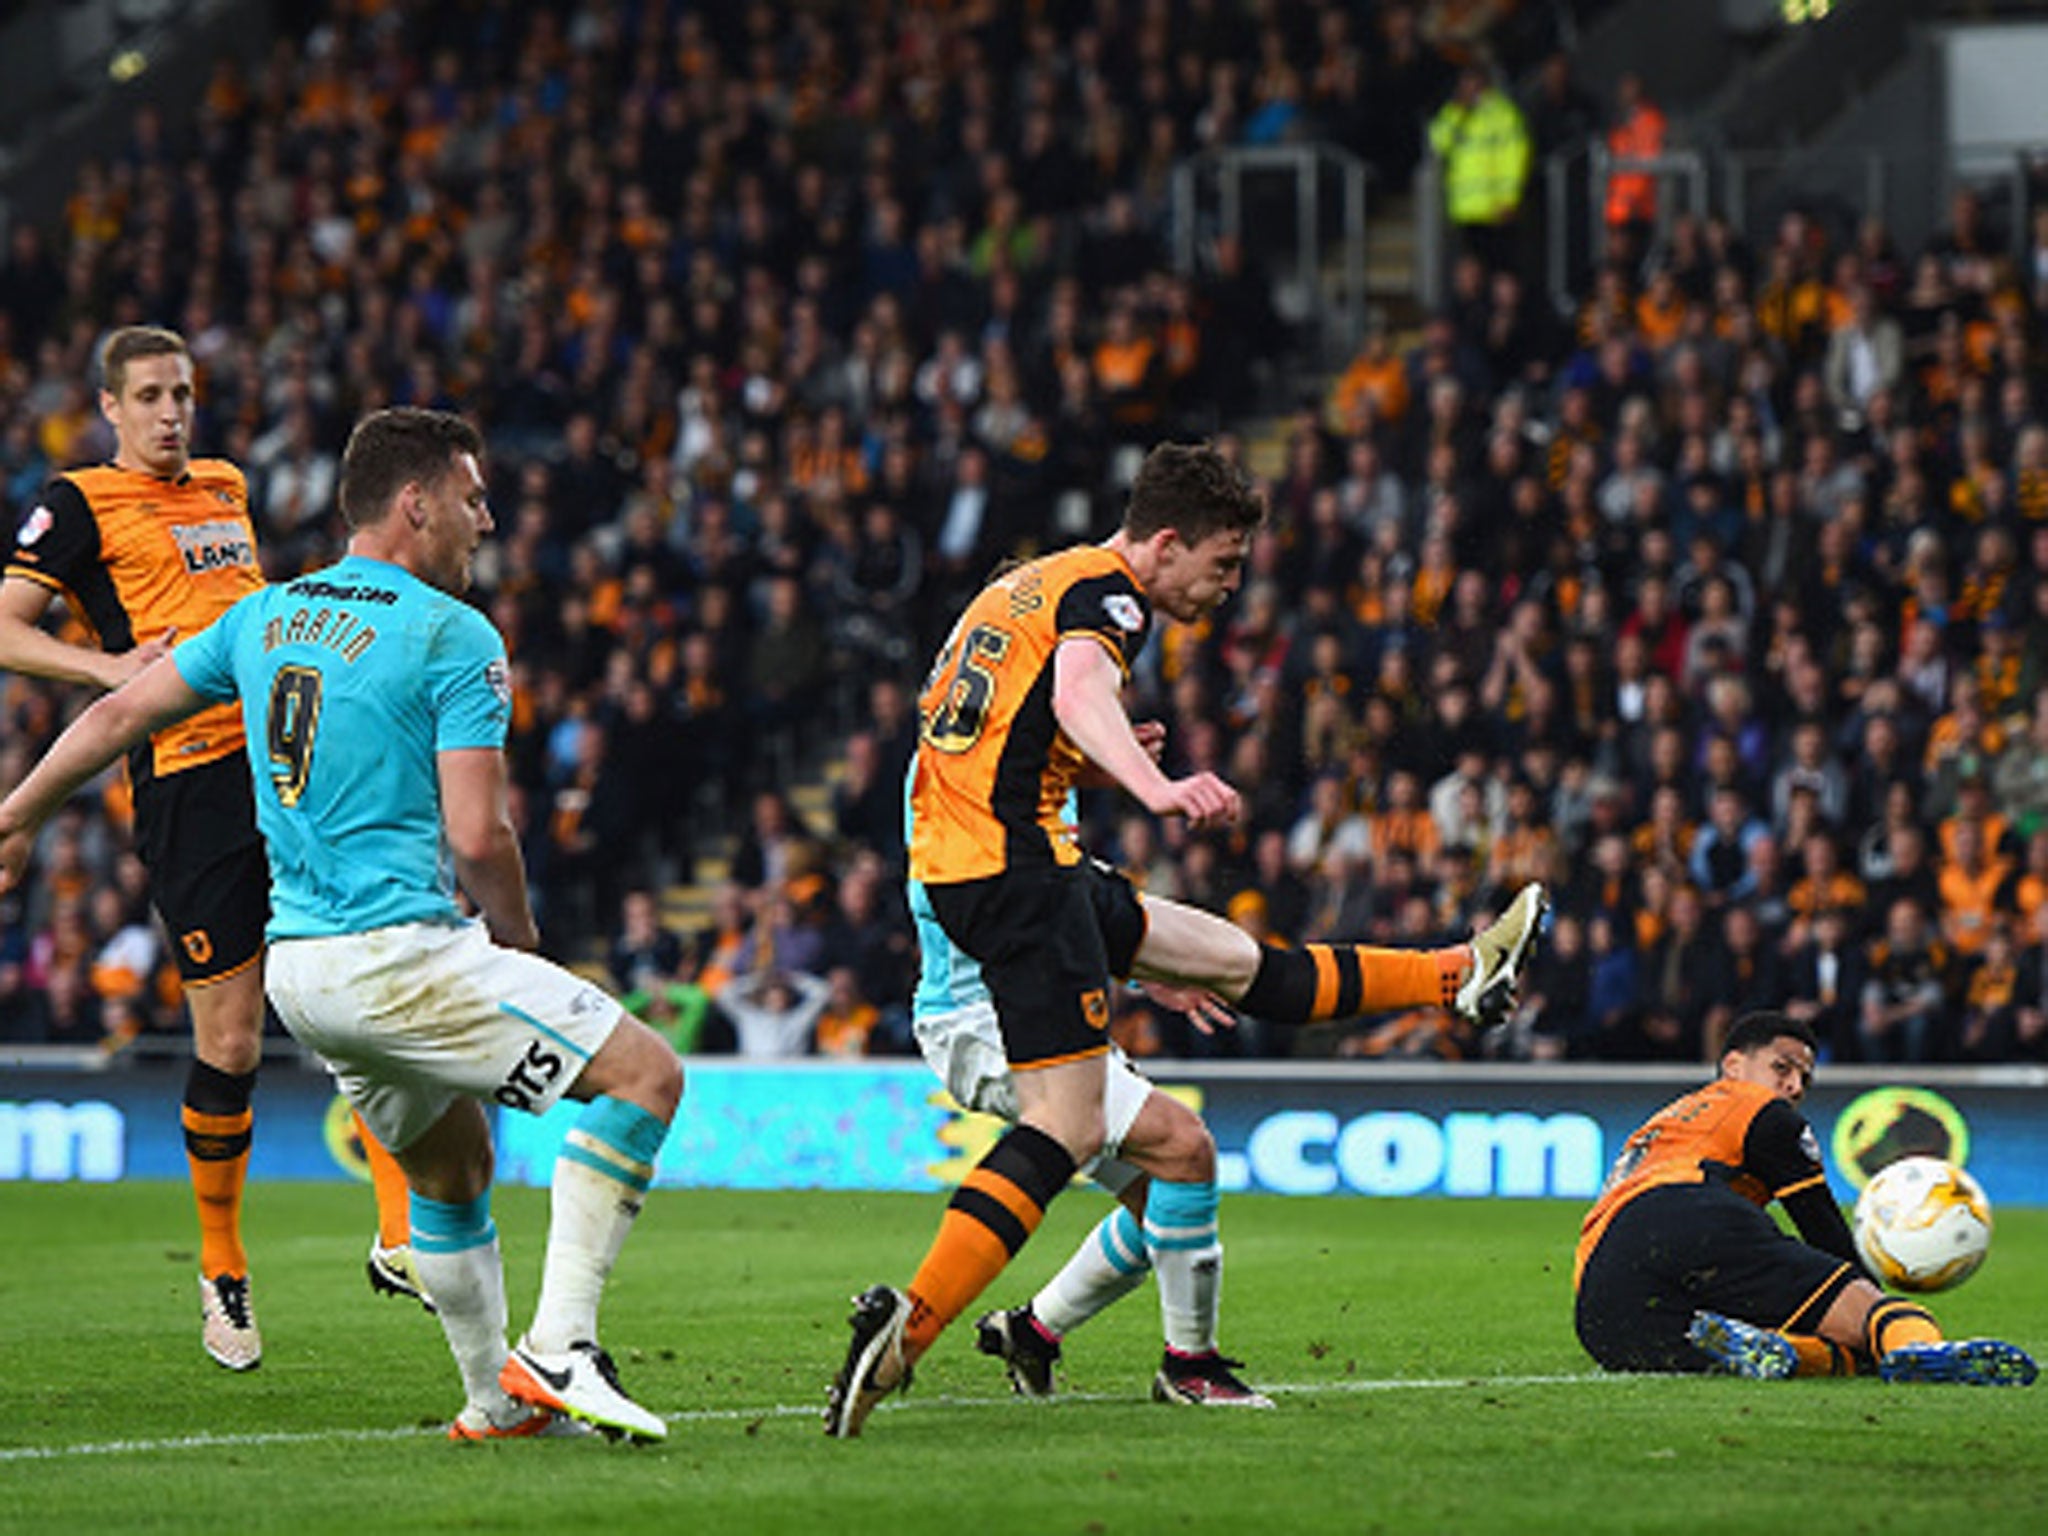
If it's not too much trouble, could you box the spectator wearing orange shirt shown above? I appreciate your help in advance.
[1937,816,2016,960]
[1329,314,1414,437]
[1603,73,1667,267]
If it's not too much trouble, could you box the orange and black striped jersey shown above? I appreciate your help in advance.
[5,460,260,780]
[909,544,1150,884]
[1575,1078,1855,1286]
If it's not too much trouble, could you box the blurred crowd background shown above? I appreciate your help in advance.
[6,0,2048,1071]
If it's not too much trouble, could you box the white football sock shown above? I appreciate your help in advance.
[1033,1204,1151,1335]
[526,1096,667,1354]
[410,1191,513,1413]
[1146,1179,1222,1354]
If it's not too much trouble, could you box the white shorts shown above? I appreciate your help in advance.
[914,999,1150,1191]
[265,920,624,1153]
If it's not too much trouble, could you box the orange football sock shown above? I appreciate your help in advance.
[355,1110,412,1248]
[1787,1334,1859,1376]
[1866,1298,1943,1357]
[903,1123,1074,1361]
[183,1105,252,1279]
[1238,943,1472,1021]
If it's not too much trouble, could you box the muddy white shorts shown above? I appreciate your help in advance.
[266,920,623,1153]
[913,998,1150,1191]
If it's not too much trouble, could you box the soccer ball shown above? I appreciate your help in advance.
[1852,1156,1993,1293]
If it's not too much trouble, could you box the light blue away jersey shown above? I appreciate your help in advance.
[174,553,511,939]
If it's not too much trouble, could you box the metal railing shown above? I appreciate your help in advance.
[1411,136,2048,320]
[1169,142,1371,370]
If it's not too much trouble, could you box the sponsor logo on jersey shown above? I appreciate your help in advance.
[1103,593,1144,632]
[170,519,256,576]
[16,505,53,548]
[285,578,400,605]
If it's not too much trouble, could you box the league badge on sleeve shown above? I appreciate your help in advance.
[1103,593,1144,632]
[485,658,512,705]
[16,505,53,548]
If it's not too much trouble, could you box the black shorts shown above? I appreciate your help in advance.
[924,859,1148,1070]
[1575,1182,1860,1373]
[132,755,268,984]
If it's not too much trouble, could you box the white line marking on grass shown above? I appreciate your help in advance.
[0,1372,1623,1462]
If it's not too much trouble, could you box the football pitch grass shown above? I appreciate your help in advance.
[3,1183,2044,1535]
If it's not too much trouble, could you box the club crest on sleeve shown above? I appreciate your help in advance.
[1103,593,1143,632]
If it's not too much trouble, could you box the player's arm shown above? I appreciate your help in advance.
[0,575,173,690]
[1744,1098,1861,1265]
[1053,639,1238,826]
[1076,719,1165,789]
[438,746,542,952]
[0,654,208,890]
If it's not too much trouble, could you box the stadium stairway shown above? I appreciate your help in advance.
[578,188,1425,979]
[569,760,845,983]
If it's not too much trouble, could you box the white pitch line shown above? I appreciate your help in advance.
[0,1372,1621,1463]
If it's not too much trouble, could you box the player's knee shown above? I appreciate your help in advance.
[187,976,266,1074]
[189,1012,264,1073]
[615,1017,685,1119]
[1157,1102,1216,1182]
[571,1016,681,1120]
[1028,1104,1105,1165]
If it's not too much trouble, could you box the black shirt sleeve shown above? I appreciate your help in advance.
[1054,571,1151,670]
[4,477,100,593]
[1743,1098,1861,1266]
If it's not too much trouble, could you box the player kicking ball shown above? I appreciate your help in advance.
[1575,1009,2035,1386]
[911,839,1270,1409]
[825,442,1547,1437]
[0,409,680,1440]
[911,769,1542,1409]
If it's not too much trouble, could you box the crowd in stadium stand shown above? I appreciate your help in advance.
[4,0,2048,1070]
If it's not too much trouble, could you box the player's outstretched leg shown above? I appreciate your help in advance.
[1218,883,1548,1032]
[1688,1311,1798,1379]
[1454,883,1550,1025]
